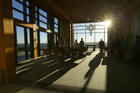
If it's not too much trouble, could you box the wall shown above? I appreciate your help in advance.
[59,19,71,45]
[110,4,137,44]
[134,5,140,37]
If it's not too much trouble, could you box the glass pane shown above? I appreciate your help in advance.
[40,32,48,55]
[16,26,25,62]
[76,23,86,26]
[54,35,57,47]
[85,33,94,45]
[39,15,47,23]
[76,26,86,30]
[26,1,29,6]
[74,33,77,41]
[39,22,47,29]
[39,9,47,17]
[95,22,104,26]
[54,24,58,28]
[54,28,58,32]
[27,16,30,23]
[26,7,30,15]
[73,27,77,30]
[35,13,37,19]
[13,10,24,21]
[35,6,38,11]
[12,0,23,12]
[95,29,104,33]
[54,18,58,24]
[95,25,104,29]
[73,24,77,26]
[95,33,105,47]
[76,29,85,33]
[35,20,38,25]
[76,34,85,43]
[27,28,31,59]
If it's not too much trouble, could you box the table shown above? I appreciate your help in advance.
[86,45,96,51]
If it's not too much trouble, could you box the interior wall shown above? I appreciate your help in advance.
[134,5,140,38]
[111,5,137,44]
[108,4,139,54]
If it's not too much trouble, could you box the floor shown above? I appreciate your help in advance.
[0,50,140,93]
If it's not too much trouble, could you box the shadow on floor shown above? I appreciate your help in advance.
[11,56,84,88]
[80,52,104,93]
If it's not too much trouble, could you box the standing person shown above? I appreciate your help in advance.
[74,39,79,55]
[80,38,84,48]
[79,38,85,57]
[98,39,105,53]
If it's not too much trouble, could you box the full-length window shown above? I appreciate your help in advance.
[35,6,49,56]
[12,0,33,63]
[12,0,60,62]
[73,22,108,47]
[15,25,33,63]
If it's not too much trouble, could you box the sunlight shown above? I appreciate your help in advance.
[104,20,111,28]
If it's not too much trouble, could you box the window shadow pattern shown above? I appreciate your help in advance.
[11,56,84,88]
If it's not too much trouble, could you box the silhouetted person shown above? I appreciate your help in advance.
[74,39,79,55]
[98,39,105,53]
[80,38,84,48]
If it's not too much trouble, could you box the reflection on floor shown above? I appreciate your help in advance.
[0,50,140,93]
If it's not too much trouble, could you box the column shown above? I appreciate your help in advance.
[0,0,16,83]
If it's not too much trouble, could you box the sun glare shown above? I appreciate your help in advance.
[104,20,111,28]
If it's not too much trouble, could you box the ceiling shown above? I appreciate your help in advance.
[34,0,135,23]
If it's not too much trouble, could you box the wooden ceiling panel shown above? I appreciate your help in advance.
[33,0,135,22]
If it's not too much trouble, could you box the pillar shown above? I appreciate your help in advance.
[0,0,16,83]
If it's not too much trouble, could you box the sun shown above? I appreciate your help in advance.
[104,20,111,28]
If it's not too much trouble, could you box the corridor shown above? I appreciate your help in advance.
[1,50,140,93]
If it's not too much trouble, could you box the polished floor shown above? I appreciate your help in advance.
[0,50,140,93]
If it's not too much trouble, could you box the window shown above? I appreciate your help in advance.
[37,31,48,56]
[73,22,108,46]
[12,0,32,23]
[15,25,32,63]
[35,7,48,29]
[54,17,59,32]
